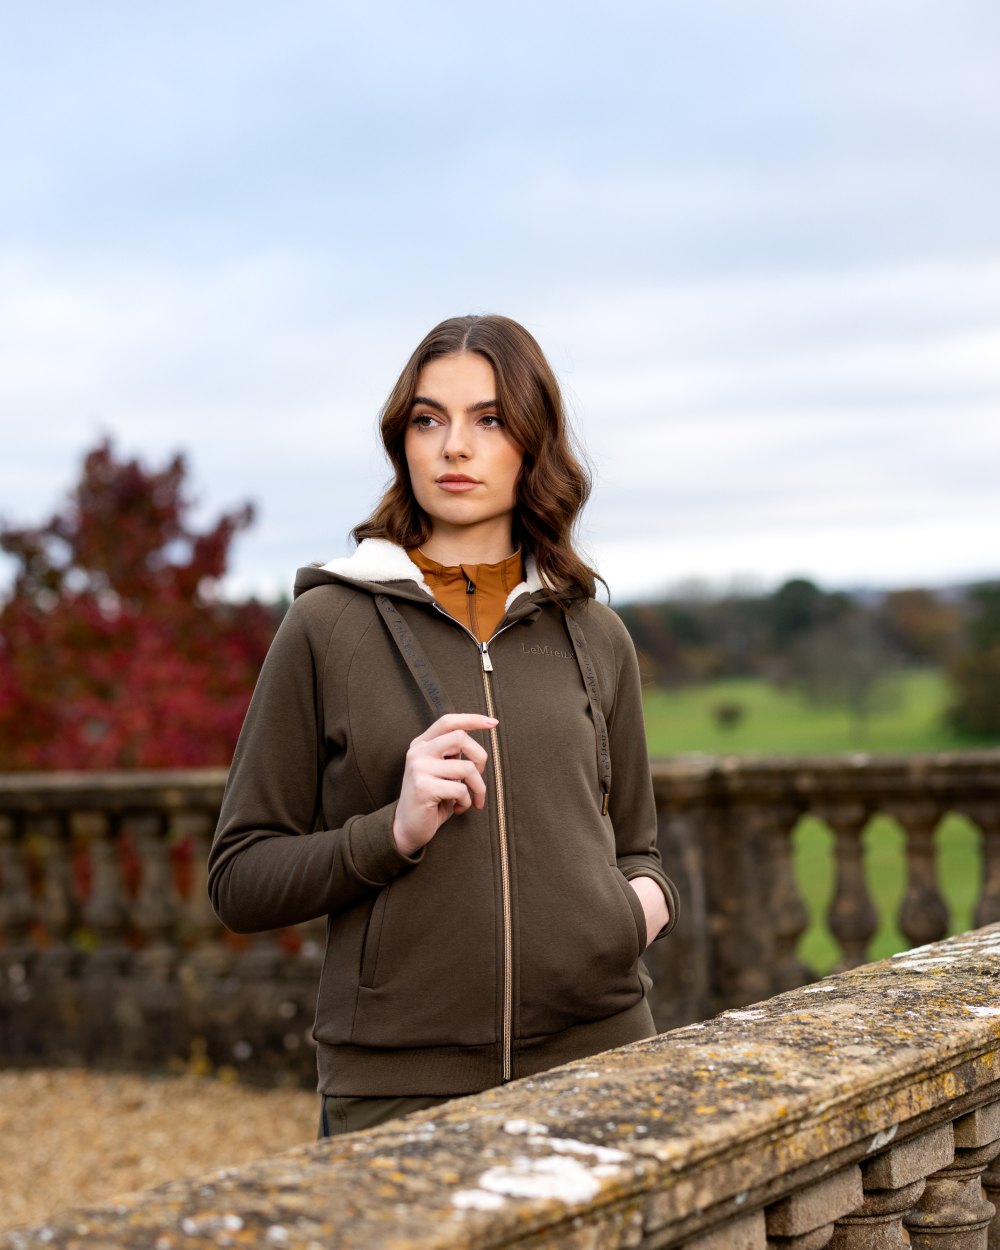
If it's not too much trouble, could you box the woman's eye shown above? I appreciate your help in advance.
[480,415,503,428]
[411,414,438,428]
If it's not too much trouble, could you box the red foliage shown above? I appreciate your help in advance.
[0,439,280,769]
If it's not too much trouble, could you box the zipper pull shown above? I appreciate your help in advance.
[481,643,494,672]
[466,578,475,594]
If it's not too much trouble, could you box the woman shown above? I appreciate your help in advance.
[208,315,678,1137]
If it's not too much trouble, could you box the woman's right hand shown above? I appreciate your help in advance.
[392,714,497,857]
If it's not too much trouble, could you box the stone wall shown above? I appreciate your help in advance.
[6,924,1000,1248]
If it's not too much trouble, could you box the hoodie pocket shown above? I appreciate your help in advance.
[611,867,646,962]
[346,825,501,1049]
[516,858,646,1039]
[359,884,391,988]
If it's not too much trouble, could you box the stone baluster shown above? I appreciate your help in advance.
[699,799,752,1013]
[768,801,812,991]
[130,811,177,979]
[905,1104,1000,1248]
[890,801,950,951]
[823,801,878,970]
[0,813,34,956]
[171,809,230,1074]
[76,809,129,973]
[24,812,81,1064]
[765,1166,864,1248]
[982,1154,1000,1250]
[967,800,1000,929]
[0,812,41,1061]
[706,800,785,1008]
[830,1123,954,1249]
[648,798,712,1029]
[176,810,230,973]
[32,813,77,976]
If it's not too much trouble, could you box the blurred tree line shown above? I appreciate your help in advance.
[617,576,1000,742]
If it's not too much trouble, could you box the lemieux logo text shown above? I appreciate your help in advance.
[521,643,573,660]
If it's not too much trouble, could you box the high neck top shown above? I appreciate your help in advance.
[407,547,525,642]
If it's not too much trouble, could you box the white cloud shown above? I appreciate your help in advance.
[1,6,997,601]
[2,246,998,599]
[597,515,1000,605]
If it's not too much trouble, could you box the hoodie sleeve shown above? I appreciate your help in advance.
[603,610,680,940]
[207,596,421,934]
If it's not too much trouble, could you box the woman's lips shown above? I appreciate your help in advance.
[436,477,480,493]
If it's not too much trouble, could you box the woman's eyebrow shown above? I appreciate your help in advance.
[411,396,498,413]
[411,395,447,413]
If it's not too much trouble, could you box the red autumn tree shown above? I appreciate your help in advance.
[0,439,279,769]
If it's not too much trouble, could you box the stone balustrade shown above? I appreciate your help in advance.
[648,749,1000,1030]
[1,751,999,1081]
[6,924,1000,1249]
[0,768,322,1083]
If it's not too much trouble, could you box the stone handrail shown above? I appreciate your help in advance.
[2,752,1000,1080]
[6,924,1000,1248]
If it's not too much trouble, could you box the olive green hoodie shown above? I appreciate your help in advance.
[209,539,678,1096]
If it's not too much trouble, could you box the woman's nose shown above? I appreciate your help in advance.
[443,423,471,459]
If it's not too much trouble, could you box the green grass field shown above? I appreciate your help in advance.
[642,671,991,973]
[642,670,966,756]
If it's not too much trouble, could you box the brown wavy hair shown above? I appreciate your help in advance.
[352,314,600,602]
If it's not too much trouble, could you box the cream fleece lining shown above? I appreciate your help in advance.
[321,537,545,610]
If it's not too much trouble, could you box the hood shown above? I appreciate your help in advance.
[293,537,546,609]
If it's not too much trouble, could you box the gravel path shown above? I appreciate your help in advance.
[0,1069,318,1233]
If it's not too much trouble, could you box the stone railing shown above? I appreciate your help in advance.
[1,751,999,1081]
[0,769,322,1084]
[7,924,1000,1249]
[648,749,1000,1029]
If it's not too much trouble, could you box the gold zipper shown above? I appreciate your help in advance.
[431,606,515,1082]
[478,642,513,1081]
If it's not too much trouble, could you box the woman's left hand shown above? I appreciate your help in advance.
[628,876,670,948]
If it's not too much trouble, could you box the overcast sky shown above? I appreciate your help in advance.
[1,1,997,603]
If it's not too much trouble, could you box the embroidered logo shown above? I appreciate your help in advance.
[521,643,573,660]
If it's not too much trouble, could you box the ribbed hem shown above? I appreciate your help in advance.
[316,998,656,1096]
[317,1041,502,1097]
[512,998,655,1080]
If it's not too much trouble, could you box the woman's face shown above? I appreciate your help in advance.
[404,352,523,551]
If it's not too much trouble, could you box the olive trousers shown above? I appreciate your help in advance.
[318,1093,455,1139]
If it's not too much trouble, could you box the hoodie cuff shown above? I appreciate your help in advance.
[622,866,680,940]
[345,802,424,887]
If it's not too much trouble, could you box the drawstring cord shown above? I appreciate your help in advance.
[563,610,613,815]
[374,595,453,718]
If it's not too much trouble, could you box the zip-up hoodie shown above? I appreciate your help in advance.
[208,539,679,1096]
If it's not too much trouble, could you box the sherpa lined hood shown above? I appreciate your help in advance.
[293,537,547,610]
[292,540,547,607]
